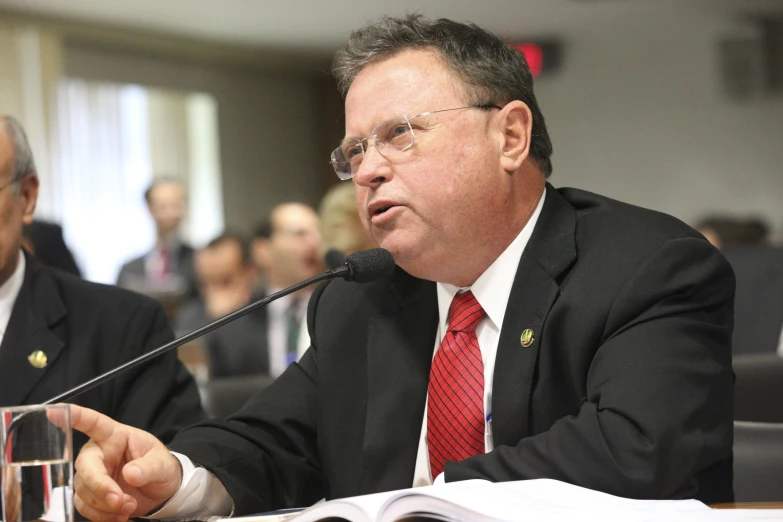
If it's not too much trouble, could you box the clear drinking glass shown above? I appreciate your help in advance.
[1,404,73,522]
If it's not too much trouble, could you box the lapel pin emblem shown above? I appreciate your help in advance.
[520,329,535,348]
[28,350,48,369]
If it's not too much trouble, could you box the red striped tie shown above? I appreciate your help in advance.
[427,291,486,479]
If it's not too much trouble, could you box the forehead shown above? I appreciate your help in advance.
[198,241,243,267]
[149,182,184,202]
[272,204,318,230]
[344,49,465,133]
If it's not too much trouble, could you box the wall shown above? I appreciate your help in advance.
[533,9,783,234]
[64,42,335,233]
[0,21,62,214]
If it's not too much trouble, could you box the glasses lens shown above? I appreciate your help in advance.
[374,118,414,152]
[330,147,354,180]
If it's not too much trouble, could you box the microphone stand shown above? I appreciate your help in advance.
[44,264,350,405]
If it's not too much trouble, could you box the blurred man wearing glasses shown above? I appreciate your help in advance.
[70,15,734,522]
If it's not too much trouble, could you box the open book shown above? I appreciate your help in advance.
[237,478,783,522]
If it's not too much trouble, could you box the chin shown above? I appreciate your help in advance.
[378,239,431,277]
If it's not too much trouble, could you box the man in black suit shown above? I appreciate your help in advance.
[249,202,324,375]
[69,16,735,522]
[176,232,270,378]
[116,178,199,309]
[0,115,205,455]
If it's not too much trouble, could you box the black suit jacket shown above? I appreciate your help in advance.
[722,245,783,355]
[176,293,270,378]
[169,185,735,509]
[0,254,206,455]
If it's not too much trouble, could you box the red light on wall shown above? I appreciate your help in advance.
[511,43,544,78]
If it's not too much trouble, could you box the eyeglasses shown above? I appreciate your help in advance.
[330,104,501,180]
[0,178,16,193]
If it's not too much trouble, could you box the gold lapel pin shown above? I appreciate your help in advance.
[520,329,535,348]
[28,350,48,369]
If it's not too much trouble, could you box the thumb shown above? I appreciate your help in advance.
[122,448,180,490]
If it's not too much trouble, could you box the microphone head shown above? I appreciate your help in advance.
[343,248,395,283]
[324,248,347,270]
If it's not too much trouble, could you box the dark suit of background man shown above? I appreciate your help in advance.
[176,232,270,378]
[116,177,199,313]
[0,115,206,459]
[69,15,735,522]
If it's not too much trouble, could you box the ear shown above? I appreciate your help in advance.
[497,101,533,173]
[19,175,39,225]
[251,238,271,270]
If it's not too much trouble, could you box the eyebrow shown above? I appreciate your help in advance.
[340,136,364,147]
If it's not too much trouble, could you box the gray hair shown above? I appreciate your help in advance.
[332,14,553,177]
[0,115,37,194]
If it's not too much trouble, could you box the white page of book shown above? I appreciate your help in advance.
[379,479,709,522]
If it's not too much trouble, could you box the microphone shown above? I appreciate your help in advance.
[324,248,346,270]
[43,248,395,405]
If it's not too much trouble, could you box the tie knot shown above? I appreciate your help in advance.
[447,291,485,333]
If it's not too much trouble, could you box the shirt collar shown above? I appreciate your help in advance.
[0,250,27,338]
[436,188,546,333]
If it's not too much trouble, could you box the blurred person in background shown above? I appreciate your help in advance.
[0,115,204,455]
[696,215,770,249]
[250,202,323,375]
[21,219,82,277]
[176,232,268,378]
[318,182,375,266]
[723,242,783,356]
[116,178,199,315]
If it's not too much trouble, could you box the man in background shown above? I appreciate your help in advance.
[250,202,324,375]
[116,178,198,312]
[318,182,376,263]
[176,232,268,378]
[0,115,205,455]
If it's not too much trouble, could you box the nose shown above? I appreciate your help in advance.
[352,142,393,187]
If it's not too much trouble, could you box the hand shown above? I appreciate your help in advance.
[68,405,182,522]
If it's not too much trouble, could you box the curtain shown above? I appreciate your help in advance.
[50,80,155,284]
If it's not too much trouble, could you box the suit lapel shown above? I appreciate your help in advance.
[492,184,577,447]
[0,256,66,406]
[360,269,438,493]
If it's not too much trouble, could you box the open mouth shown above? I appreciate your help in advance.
[374,205,394,216]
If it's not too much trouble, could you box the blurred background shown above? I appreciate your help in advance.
[3,0,783,395]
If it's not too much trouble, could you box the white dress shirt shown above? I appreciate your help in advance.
[150,189,545,519]
[0,250,26,347]
[266,290,310,377]
[412,189,545,487]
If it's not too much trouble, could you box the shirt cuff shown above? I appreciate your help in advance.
[145,452,234,521]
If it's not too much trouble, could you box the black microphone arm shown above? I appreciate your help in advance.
[43,248,395,405]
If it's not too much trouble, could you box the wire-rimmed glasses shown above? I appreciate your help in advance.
[0,178,16,193]
[330,104,501,181]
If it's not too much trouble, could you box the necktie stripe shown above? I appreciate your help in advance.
[429,365,482,414]
[427,385,483,437]
[436,351,484,398]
